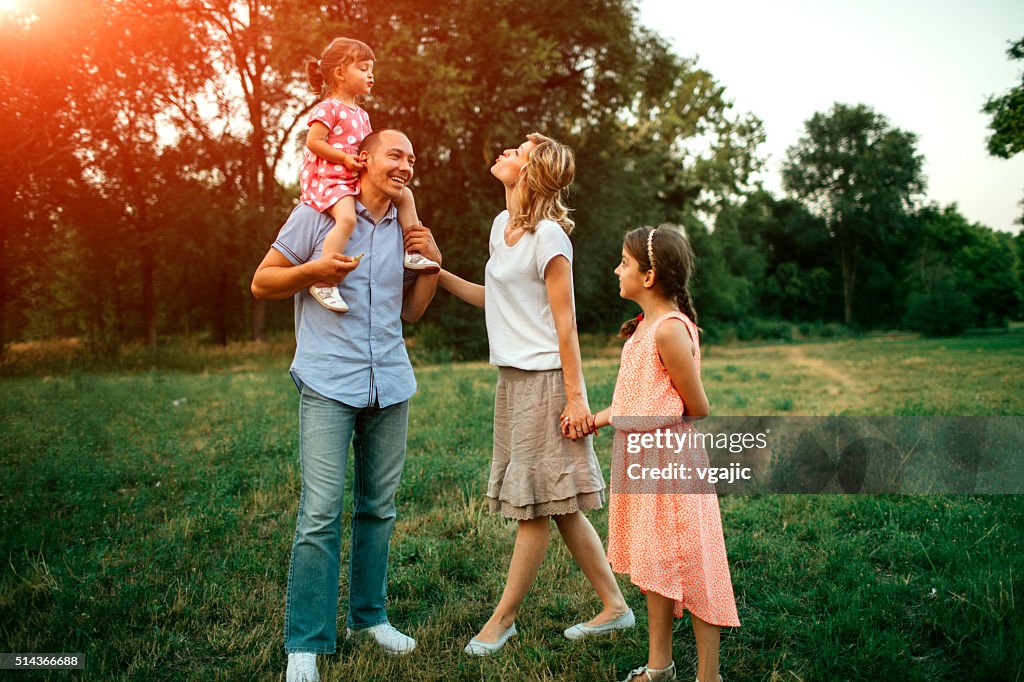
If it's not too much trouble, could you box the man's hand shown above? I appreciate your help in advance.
[309,252,361,287]
[403,223,442,266]
[401,224,443,322]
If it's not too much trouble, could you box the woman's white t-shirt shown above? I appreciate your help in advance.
[484,210,574,370]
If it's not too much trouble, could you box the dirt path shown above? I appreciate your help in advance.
[780,345,861,394]
[711,341,864,400]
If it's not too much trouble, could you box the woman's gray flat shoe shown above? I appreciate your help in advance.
[464,622,517,656]
[563,608,636,640]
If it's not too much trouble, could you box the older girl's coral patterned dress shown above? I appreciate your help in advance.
[607,311,740,626]
[299,99,372,212]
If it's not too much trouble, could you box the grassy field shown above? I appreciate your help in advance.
[1,333,1022,680]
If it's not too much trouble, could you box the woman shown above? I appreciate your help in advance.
[440,133,634,655]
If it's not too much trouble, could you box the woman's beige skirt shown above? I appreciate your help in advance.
[487,366,606,520]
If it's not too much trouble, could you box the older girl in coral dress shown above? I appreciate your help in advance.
[591,226,740,682]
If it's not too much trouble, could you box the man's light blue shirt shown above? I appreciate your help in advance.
[272,201,417,408]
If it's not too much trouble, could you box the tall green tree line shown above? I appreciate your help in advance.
[1,2,1020,359]
[0,0,763,357]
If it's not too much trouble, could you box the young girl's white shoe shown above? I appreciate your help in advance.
[403,252,440,273]
[308,284,349,312]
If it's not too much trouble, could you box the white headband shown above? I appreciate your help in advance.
[647,228,657,272]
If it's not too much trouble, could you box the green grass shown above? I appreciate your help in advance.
[1,333,1023,680]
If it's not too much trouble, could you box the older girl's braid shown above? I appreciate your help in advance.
[677,283,698,327]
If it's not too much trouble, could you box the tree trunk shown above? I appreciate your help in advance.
[250,152,275,344]
[0,200,8,360]
[840,236,857,326]
[251,298,266,343]
[141,223,157,347]
[114,266,126,341]
[250,170,277,344]
[215,266,228,346]
[91,259,105,346]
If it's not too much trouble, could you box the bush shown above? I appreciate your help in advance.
[904,277,974,337]
[796,321,854,339]
[406,323,455,365]
[736,318,794,342]
[819,321,854,338]
[701,324,738,345]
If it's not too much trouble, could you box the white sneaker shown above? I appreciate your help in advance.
[403,252,440,274]
[308,284,349,313]
[286,652,319,682]
[346,622,416,655]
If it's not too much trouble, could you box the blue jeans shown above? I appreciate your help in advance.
[284,384,409,654]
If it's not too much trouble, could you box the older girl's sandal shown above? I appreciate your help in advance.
[620,661,676,682]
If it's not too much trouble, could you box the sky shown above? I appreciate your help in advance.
[637,0,1024,233]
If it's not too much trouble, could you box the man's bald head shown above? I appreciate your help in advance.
[359,129,410,155]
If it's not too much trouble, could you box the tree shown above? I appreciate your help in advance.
[1,0,218,351]
[569,37,765,332]
[715,191,836,322]
[782,103,924,325]
[77,1,212,346]
[904,205,1022,332]
[343,1,764,341]
[983,36,1024,225]
[0,0,90,356]
[165,0,318,342]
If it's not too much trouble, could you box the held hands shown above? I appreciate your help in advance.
[559,397,596,441]
[559,407,608,440]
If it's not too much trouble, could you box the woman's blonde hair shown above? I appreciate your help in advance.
[508,132,575,234]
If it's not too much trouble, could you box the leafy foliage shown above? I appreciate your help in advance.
[1,0,766,355]
[984,37,1024,160]
[983,36,1024,226]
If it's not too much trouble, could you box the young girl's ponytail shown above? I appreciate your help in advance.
[305,58,323,94]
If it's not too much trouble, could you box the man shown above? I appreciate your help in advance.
[251,129,441,682]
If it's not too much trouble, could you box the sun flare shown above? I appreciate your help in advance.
[0,0,38,24]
